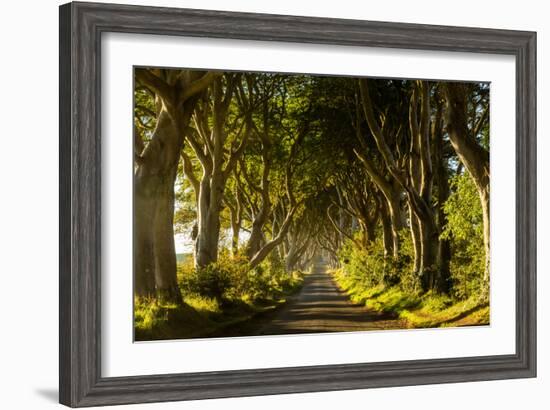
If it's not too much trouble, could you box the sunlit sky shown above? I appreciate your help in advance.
[174,230,251,255]
[174,233,194,254]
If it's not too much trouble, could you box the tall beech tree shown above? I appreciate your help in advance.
[443,82,490,291]
[352,96,404,259]
[232,75,318,269]
[327,165,380,248]
[185,73,255,268]
[246,129,305,268]
[431,92,452,293]
[134,68,219,302]
[358,79,443,292]
[239,76,281,259]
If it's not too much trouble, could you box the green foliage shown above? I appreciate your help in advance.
[332,270,489,329]
[179,254,247,301]
[441,173,486,299]
[337,230,416,292]
[251,251,305,300]
[133,87,157,143]
[179,252,304,304]
[184,294,222,315]
[366,287,420,313]
[136,252,305,340]
[394,230,418,293]
[332,174,489,328]
[441,173,483,241]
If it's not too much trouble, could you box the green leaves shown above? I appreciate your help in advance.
[441,173,485,299]
[441,173,483,242]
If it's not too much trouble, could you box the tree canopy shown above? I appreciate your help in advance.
[133,68,490,332]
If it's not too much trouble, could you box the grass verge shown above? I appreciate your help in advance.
[332,269,489,329]
[135,270,305,341]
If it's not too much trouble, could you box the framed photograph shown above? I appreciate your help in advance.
[59,1,536,407]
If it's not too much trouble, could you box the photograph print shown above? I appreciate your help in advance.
[133,67,490,341]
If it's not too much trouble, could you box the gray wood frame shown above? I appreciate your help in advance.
[59,1,537,407]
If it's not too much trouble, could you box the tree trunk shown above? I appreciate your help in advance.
[418,215,439,291]
[285,243,298,271]
[230,225,240,257]
[444,83,490,295]
[227,197,242,257]
[194,210,221,268]
[188,74,251,268]
[409,205,422,275]
[363,219,376,244]
[248,206,298,269]
[134,183,156,298]
[386,192,402,259]
[380,202,394,258]
[247,223,264,259]
[153,168,182,304]
[480,187,490,286]
[433,102,451,294]
[194,176,223,268]
[133,68,218,302]
[134,109,184,303]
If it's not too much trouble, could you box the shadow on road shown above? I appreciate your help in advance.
[216,262,405,337]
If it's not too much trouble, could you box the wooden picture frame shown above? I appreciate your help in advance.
[59,1,536,407]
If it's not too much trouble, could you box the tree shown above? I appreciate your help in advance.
[443,82,490,293]
[357,79,446,292]
[134,68,218,302]
[185,73,253,268]
[234,75,317,269]
[352,90,404,260]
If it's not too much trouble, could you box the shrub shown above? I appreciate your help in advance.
[138,251,306,340]
[179,254,249,301]
[337,229,416,292]
[441,173,486,299]
[178,251,304,304]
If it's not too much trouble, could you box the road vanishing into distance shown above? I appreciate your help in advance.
[213,261,406,338]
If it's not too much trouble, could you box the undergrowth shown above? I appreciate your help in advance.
[134,252,305,341]
[333,268,489,329]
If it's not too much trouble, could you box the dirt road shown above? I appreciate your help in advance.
[252,261,405,336]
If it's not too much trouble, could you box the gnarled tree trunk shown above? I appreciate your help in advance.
[432,97,451,293]
[194,169,224,268]
[152,164,181,302]
[359,79,442,292]
[187,74,251,269]
[443,83,490,293]
[133,68,217,303]
[379,198,395,258]
[134,109,184,303]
